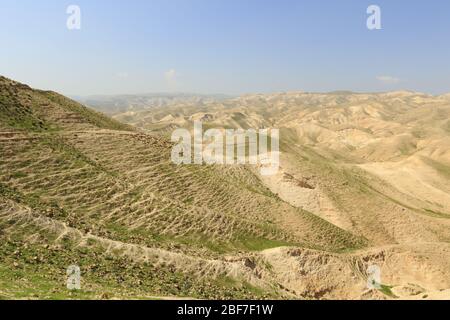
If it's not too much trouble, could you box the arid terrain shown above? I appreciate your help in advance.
[1,76,450,300]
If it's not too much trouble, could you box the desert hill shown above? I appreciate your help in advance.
[1,76,450,299]
[94,89,450,299]
[76,93,231,115]
[0,76,365,299]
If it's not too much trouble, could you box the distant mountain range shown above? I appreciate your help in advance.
[73,93,233,115]
[2,75,450,300]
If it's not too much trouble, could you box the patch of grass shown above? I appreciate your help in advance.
[10,172,27,179]
[234,236,296,252]
[0,183,69,220]
[40,135,119,178]
[0,91,52,132]
[379,284,398,298]
[42,91,133,131]
[214,276,277,299]
[424,209,450,219]
[0,237,276,300]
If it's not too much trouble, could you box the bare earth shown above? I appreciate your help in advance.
[1,76,450,299]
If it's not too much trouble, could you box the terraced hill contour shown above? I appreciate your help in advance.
[0,76,368,299]
[93,89,450,300]
[2,77,450,299]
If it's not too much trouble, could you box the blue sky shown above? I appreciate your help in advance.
[0,0,449,95]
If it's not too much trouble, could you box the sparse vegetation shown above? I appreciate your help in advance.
[1,76,450,300]
[379,284,398,299]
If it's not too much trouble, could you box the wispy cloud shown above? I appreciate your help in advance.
[115,72,129,79]
[376,75,400,84]
[164,69,178,88]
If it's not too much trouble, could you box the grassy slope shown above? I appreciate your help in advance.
[0,76,366,299]
[0,76,132,132]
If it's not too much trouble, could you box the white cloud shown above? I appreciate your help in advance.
[376,75,400,84]
[165,69,177,83]
[115,72,129,79]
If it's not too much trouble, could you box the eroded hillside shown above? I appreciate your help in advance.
[1,77,375,299]
[2,77,450,299]
[97,90,450,299]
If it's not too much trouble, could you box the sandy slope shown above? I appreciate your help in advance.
[107,90,450,299]
[2,76,450,299]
